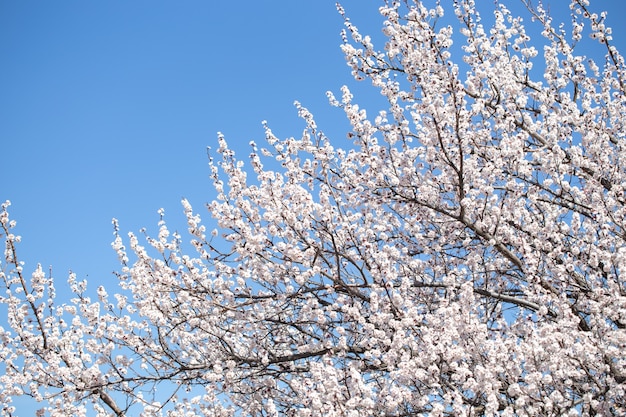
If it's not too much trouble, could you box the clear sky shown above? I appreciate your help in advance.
[1,1,383,283]
[2,0,626,414]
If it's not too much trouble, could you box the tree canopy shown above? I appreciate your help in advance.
[2,0,626,415]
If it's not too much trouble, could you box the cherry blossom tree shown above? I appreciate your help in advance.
[2,0,626,415]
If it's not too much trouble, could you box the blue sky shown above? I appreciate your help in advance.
[1,1,381,283]
[2,0,626,414]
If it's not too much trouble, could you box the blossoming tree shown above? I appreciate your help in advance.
[2,0,626,415]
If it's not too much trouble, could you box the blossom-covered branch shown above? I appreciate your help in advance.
[2,0,626,415]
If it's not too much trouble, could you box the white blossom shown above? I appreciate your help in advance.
[2,0,626,415]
